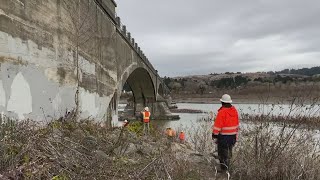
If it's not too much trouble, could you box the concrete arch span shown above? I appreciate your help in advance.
[124,67,156,112]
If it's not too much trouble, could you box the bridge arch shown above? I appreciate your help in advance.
[120,67,156,112]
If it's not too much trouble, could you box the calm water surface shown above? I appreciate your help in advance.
[154,103,320,143]
[153,103,320,130]
[118,103,320,139]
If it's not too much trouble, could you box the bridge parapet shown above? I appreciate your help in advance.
[115,17,155,71]
[95,0,160,87]
[114,15,170,92]
[94,0,165,89]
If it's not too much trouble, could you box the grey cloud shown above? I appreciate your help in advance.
[115,0,320,76]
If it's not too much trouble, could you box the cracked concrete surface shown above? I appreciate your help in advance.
[0,0,165,123]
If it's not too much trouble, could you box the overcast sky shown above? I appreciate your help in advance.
[115,0,320,77]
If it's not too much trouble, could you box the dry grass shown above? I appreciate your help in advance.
[233,121,320,180]
[0,115,214,179]
[191,102,320,180]
[1,99,320,179]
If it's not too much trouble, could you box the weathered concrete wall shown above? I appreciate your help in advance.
[0,0,164,123]
[101,0,117,15]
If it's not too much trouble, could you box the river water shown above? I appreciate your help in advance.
[152,103,320,130]
[119,103,320,143]
[154,103,320,143]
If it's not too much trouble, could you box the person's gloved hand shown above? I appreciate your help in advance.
[212,134,218,144]
[212,133,218,140]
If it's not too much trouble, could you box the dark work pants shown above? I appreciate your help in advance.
[143,122,150,135]
[217,135,236,171]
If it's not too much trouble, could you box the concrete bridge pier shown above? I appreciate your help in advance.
[134,100,177,120]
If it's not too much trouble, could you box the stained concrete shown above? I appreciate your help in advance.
[0,0,169,123]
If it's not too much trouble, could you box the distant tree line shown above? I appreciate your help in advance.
[210,76,250,89]
[253,75,320,84]
[163,66,320,93]
[208,66,320,77]
[163,76,187,92]
[163,76,251,91]
[273,67,320,76]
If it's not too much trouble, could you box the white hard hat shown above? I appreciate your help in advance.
[220,94,232,103]
[124,120,128,123]
[144,107,149,111]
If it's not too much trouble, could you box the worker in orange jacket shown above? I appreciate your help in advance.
[212,94,239,172]
[165,127,176,142]
[179,131,185,143]
[141,107,151,135]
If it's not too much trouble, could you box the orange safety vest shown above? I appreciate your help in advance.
[166,129,175,137]
[212,106,239,136]
[179,132,185,141]
[142,111,150,123]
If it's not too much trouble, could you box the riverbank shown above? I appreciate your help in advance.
[172,94,320,104]
[174,98,265,104]
[0,117,216,179]
[0,115,319,179]
[170,108,204,113]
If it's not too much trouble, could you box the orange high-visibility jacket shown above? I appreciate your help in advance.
[179,132,185,141]
[212,106,239,136]
[142,111,151,123]
[166,129,176,137]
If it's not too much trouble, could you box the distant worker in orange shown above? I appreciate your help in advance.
[165,127,176,141]
[179,131,185,143]
[212,94,239,173]
[141,107,151,135]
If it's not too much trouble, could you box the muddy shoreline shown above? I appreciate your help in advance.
[172,97,315,104]
[170,109,204,113]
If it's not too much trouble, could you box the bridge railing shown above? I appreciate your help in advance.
[93,0,170,94]
[115,18,171,94]
[115,16,157,73]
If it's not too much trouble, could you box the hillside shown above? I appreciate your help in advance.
[163,66,320,103]
[276,66,320,76]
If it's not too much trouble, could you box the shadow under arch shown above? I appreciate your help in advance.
[122,67,156,114]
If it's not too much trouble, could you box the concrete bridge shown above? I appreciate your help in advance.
[0,0,173,125]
